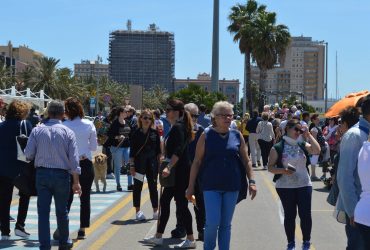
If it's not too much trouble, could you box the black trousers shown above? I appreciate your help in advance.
[356,222,370,250]
[0,176,13,236]
[133,162,158,209]
[67,159,94,228]
[193,178,205,233]
[258,139,273,167]
[16,192,30,229]
[157,185,193,235]
[276,186,312,243]
[103,146,113,174]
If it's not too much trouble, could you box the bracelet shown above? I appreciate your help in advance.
[249,179,256,185]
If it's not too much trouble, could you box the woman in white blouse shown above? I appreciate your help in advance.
[354,136,370,249]
[256,112,275,170]
[63,97,98,240]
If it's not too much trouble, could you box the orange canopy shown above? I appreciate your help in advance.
[325,90,370,118]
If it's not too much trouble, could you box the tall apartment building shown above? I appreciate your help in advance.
[174,73,240,105]
[0,41,43,73]
[251,36,325,103]
[109,22,175,91]
[74,57,109,79]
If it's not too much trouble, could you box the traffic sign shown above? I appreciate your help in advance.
[90,97,96,108]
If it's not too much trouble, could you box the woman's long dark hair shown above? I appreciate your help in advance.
[168,99,193,140]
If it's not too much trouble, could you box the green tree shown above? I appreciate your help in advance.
[143,85,169,110]
[171,84,226,111]
[0,61,15,89]
[228,0,266,113]
[24,57,61,98]
[251,9,290,110]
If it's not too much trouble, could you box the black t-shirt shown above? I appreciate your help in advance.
[107,119,131,147]
[130,128,161,159]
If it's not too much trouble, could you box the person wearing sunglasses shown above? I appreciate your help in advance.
[267,119,320,250]
[129,110,160,221]
[186,101,257,250]
[144,99,196,249]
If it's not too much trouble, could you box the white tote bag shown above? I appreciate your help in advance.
[16,120,30,163]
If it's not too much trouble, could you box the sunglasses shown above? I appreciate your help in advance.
[294,127,304,134]
[141,116,152,121]
[191,114,199,118]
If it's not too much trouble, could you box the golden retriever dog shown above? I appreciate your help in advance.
[93,153,108,192]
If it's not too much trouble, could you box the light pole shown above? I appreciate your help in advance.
[324,42,328,112]
[211,0,219,93]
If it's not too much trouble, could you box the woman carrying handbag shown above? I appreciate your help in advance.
[0,100,32,240]
[129,110,161,221]
[144,99,196,249]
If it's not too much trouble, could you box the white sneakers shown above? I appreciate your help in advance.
[174,239,197,249]
[136,211,146,221]
[143,236,164,246]
[153,211,159,220]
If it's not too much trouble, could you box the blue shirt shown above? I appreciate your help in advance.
[198,112,211,128]
[336,117,370,217]
[201,128,242,191]
[160,115,171,137]
[0,119,32,179]
[25,119,81,175]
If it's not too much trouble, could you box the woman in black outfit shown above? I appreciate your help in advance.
[0,100,32,240]
[144,99,196,249]
[129,110,161,221]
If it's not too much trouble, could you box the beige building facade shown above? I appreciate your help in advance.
[174,73,240,105]
[252,36,325,104]
[0,41,43,73]
[74,58,109,79]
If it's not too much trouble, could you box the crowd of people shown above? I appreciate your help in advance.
[0,95,369,250]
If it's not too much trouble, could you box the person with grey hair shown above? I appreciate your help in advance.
[25,101,81,250]
[170,103,206,241]
[187,101,257,250]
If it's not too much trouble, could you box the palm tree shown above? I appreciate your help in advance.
[251,10,290,110]
[31,57,61,98]
[228,0,266,113]
[0,61,13,89]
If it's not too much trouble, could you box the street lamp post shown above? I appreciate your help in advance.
[324,42,328,112]
[211,0,219,93]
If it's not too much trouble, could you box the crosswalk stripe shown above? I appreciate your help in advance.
[2,177,134,249]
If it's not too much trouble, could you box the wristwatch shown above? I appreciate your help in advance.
[249,179,256,185]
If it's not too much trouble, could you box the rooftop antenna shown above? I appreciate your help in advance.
[127,19,132,31]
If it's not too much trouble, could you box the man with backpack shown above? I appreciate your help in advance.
[336,95,370,250]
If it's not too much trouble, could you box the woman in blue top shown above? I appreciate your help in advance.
[186,101,257,250]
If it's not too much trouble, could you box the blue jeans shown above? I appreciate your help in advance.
[111,146,124,186]
[122,147,132,186]
[36,168,70,250]
[203,190,239,250]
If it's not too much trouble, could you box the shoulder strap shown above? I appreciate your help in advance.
[272,140,285,182]
[135,130,150,157]
[359,125,369,135]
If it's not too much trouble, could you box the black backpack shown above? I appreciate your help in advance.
[272,139,311,182]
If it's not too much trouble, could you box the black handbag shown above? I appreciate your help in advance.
[159,160,176,188]
[14,161,37,197]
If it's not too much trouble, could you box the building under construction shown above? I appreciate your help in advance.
[109,21,175,91]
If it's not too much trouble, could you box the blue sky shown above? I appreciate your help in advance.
[1,0,369,99]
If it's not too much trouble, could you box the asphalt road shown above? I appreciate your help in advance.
[71,169,346,250]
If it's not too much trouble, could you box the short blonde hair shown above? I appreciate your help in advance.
[210,101,234,126]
